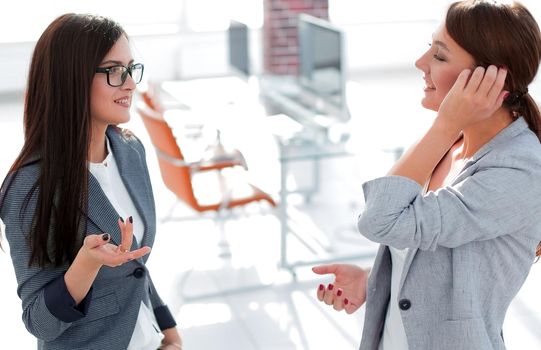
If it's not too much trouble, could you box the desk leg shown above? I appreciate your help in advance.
[279,155,289,271]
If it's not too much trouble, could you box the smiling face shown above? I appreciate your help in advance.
[90,35,136,129]
[415,23,476,111]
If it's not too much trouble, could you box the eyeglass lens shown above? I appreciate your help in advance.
[108,65,143,86]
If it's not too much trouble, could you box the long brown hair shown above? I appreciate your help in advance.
[0,14,125,266]
[446,1,541,257]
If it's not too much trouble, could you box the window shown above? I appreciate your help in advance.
[0,0,183,43]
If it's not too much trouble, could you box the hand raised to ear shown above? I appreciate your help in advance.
[437,65,508,132]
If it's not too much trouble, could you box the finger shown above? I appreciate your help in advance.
[124,216,134,252]
[107,246,150,267]
[333,289,345,311]
[496,90,510,109]
[129,246,151,260]
[487,67,508,104]
[463,66,485,95]
[317,284,325,301]
[117,217,125,252]
[451,68,472,92]
[312,264,339,276]
[344,298,360,314]
[84,233,111,249]
[323,284,335,305]
[477,65,498,97]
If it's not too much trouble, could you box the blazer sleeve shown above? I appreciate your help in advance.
[147,273,177,330]
[0,168,93,341]
[357,159,541,251]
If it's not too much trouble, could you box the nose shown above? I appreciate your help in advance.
[122,73,137,90]
[415,49,430,73]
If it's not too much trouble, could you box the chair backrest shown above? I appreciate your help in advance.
[137,106,201,209]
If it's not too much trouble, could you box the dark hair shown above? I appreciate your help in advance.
[0,14,125,266]
[446,1,541,257]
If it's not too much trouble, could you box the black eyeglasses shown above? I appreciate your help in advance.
[95,63,144,87]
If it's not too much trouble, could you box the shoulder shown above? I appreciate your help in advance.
[481,126,541,169]
[106,125,146,154]
[0,161,40,218]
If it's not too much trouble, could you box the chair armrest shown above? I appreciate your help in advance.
[154,148,244,172]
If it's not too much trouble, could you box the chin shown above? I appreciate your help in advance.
[420,98,439,112]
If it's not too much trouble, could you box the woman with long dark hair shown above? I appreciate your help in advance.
[0,14,182,349]
[313,1,541,349]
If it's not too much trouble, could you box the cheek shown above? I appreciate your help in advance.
[90,80,112,119]
[433,68,461,97]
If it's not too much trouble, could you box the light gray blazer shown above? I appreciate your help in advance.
[357,117,541,350]
[0,126,176,349]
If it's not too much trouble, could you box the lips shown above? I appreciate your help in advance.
[114,97,131,107]
[422,77,435,90]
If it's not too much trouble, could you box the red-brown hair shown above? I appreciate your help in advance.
[447,1,541,257]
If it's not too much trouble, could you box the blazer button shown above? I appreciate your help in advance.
[398,299,411,311]
[133,267,145,279]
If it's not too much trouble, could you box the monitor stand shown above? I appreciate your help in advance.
[258,74,350,141]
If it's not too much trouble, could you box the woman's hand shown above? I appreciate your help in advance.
[437,65,508,132]
[159,327,182,350]
[81,217,151,268]
[312,264,369,314]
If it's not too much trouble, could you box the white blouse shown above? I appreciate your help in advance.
[89,137,163,350]
[378,246,409,350]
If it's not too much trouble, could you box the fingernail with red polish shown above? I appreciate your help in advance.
[129,216,133,224]
[319,284,324,291]
[119,217,124,223]
[503,91,510,99]
[337,289,342,297]
[102,233,110,241]
[328,284,334,291]
[344,298,349,305]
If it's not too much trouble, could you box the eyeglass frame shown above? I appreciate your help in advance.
[95,63,145,87]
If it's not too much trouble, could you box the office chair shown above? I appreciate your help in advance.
[136,104,276,218]
[137,104,277,300]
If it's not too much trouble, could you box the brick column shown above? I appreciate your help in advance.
[263,0,329,75]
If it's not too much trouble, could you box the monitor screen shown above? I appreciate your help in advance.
[228,20,250,77]
[298,14,349,121]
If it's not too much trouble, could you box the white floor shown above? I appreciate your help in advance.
[1,69,541,349]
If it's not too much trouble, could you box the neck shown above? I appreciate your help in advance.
[455,108,514,160]
[88,124,108,163]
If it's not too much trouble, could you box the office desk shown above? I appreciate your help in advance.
[159,75,391,278]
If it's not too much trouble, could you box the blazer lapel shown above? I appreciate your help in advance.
[106,127,155,250]
[87,173,123,246]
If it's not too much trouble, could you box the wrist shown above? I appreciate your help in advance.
[431,118,462,141]
[76,246,102,271]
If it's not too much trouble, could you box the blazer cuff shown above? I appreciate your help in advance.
[43,275,93,323]
[154,305,177,330]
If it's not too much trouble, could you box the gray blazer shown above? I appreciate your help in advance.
[0,126,176,349]
[357,117,541,350]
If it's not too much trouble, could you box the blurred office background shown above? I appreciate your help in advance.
[1,1,541,349]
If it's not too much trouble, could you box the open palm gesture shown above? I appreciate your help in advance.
[312,264,369,314]
[83,217,151,267]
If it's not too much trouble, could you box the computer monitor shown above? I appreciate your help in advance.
[228,20,250,77]
[298,14,350,122]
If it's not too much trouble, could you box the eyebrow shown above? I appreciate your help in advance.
[100,59,135,66]
[433,40,450,51]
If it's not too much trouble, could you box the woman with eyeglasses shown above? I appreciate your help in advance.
[0,14,182,349]
[314,1,541,349]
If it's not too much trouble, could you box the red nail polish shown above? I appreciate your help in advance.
[319,284,324,291]
[129,216,133,224]
[337,290,342,297]
[328,284,334,291]
[344,298,349,305]
[119,217,124,223]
